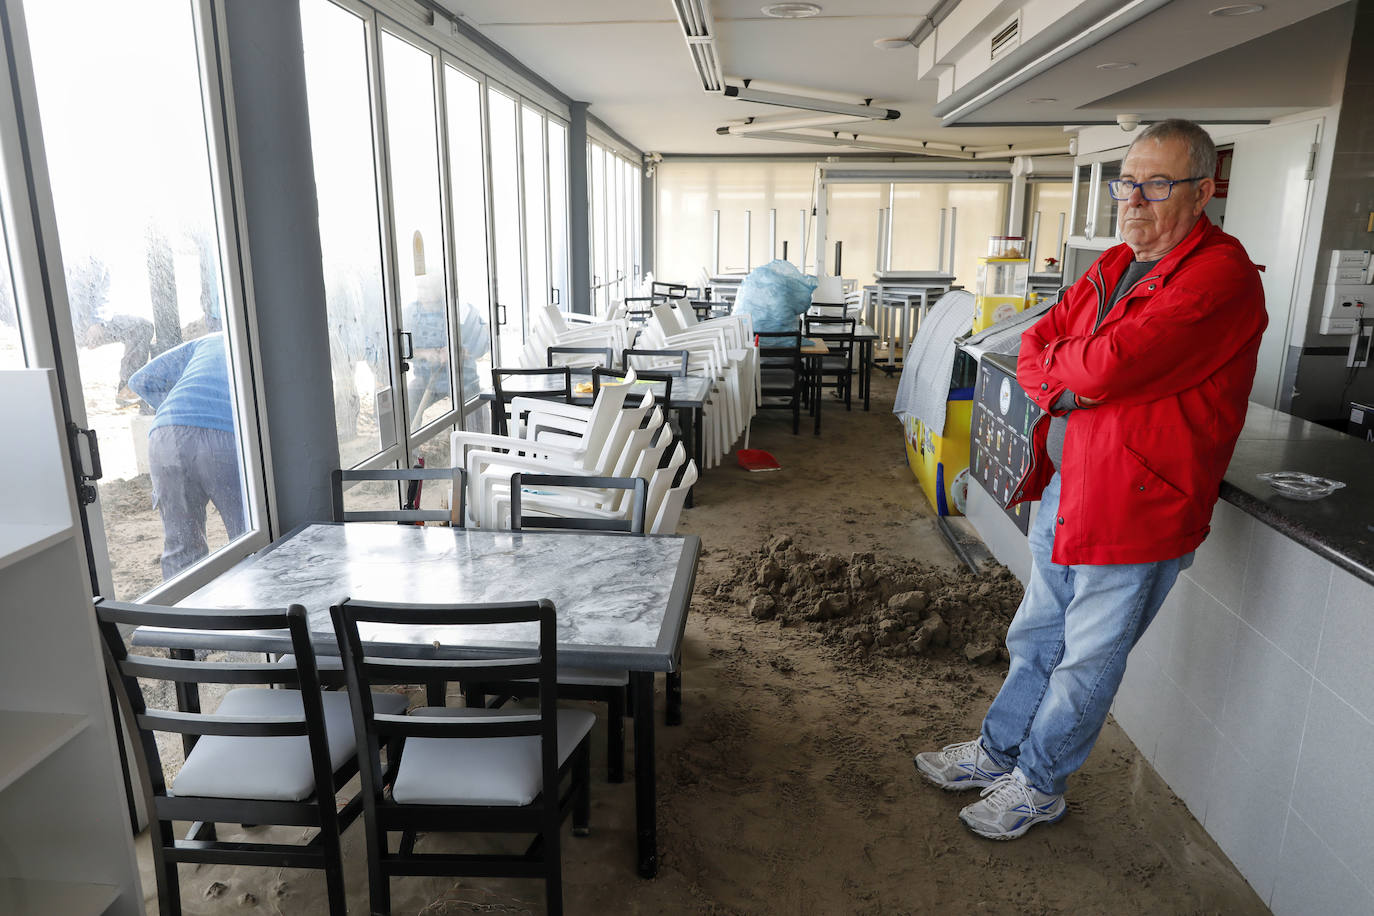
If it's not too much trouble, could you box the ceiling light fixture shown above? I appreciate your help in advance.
[1209,4,1264,16]
[873,36,913,49]
[725,84,900,120]
[1096,61,1136,70]
[1025,98,1057,103]
[671,0,724,92]
[762,3,822,18]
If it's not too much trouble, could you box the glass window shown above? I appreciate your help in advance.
[655,160,813,286]
[1093,160,1122,242]
[300,0,394,468]
[26,0,251,598]
[0,202,22,368]
[1028,182,1072,273]
[488,87,523,362]
[444,65,492,401]
[521,105,548,313]
[547,121,569,311]
[380,31,452,434]
[1071,162,1093,237]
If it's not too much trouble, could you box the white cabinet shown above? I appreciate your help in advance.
[0,370,140,915]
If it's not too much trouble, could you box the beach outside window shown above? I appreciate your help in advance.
[0,192,22,368]
[25,0,252,599]
[380,30,453,438]
[522,105,549,314]
[548,121,569,311]
[488,87,524,364]
[300,0,396,470]
[443,64,493,403]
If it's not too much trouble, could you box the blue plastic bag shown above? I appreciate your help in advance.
[733,260,818,333]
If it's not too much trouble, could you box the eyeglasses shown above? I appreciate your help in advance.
[1108,176,1207,201]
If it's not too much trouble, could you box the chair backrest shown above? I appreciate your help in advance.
[510,473,648,533]
[756,330,802,360]
[622,296,659,325]
[547,345,613,369]
[493,366,572,435]
[95,599,333,813]
[331,466,467,526]
[804,316,856,356]
[623,348,689,376]
[651,304,687,336]
[651,460,698,534]
[330,597,559,817]
[593,365,674,407]
[651,280,688,300]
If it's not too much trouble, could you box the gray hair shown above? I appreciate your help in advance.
[1128,119,1217,181]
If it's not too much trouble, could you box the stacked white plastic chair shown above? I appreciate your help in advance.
[520,304,631,370]
[638,303,755,468]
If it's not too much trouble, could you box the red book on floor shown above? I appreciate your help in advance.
[736,449,781,472]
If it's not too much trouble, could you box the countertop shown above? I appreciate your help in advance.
[1221,401,1373,585]
[973,351,1373,584]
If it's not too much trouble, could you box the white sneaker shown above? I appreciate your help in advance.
[913,738,1012,791]
[958,768,1066,840]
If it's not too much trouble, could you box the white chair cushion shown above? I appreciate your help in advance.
[173,687,408,802]
[393,706,595,806]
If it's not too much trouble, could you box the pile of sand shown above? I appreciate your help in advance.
[706,534,1024,665]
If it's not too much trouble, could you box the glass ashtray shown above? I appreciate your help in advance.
[1257,471,1347,500]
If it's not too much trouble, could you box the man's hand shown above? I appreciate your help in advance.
[1075,394,1103,408]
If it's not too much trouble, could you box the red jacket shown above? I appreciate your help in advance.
[1013,215,1266,565]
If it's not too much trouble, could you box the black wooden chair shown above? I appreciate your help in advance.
[331,598,592,916]
[492,366,572,435]
[804,315,857,412]
[756,330,803,434]
[493,473,649,782]
[651,280,688,301]
[621,295,660,325]
[95,598,408,916]
[623,347,690,377]
[330,465,466,527]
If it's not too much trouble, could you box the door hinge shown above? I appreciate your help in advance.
[1305,142,1319,181]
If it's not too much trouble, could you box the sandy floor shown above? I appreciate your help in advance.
[134,372,1270,915]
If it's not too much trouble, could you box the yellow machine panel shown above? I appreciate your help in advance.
[904,397,973,516]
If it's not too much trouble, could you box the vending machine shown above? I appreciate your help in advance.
[972,236,1030,333]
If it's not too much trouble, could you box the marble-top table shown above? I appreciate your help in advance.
[138,521,700,878]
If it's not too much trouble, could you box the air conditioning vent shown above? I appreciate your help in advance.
[989,14,1020,61]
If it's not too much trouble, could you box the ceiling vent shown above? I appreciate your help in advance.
[672,0,725,92]
[989,13,1021,62]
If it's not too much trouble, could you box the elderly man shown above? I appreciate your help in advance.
[915,119,1266,840]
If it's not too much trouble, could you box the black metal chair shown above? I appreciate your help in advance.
[330,465,467,527]
[591,365,674,408]
[504,474,648,783]
[546,345,613,369]
[96,598,409,916]
[804,315,857,412]
[331,598,592,916]
[492,366,572,435]
[651,281,688,301]
[621,296,660,325]
[622,347,690,377]
[756,330,803,434]
[687,299,717,321]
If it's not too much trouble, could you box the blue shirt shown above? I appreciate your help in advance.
[128,336,236,433]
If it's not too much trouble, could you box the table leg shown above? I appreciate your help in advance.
[812,354,821,436]
[665,670,682,726]
[632,671,658,878]
[861,339,872,411]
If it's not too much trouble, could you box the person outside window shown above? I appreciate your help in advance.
[128,334,246,578]
[914,119,1267,840]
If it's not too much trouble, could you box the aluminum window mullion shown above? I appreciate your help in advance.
[367,15,411,466]
[511,84,529,339]
[428,40,465,420]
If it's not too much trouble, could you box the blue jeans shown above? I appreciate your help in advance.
[980,473,1190,795]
